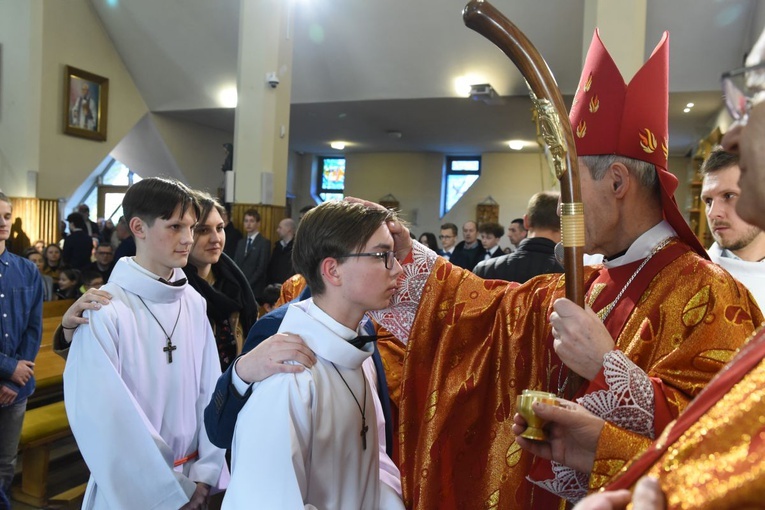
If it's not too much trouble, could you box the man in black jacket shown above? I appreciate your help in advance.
[267,218,295,285]
[474,191,563,283]
[449,220,482,270]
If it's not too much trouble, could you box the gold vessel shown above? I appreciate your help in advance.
[516,389,558,441]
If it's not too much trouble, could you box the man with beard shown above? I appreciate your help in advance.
[701,147,765,306]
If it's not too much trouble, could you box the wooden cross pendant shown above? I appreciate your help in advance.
[163,337,177,364]
[360,417,369,450]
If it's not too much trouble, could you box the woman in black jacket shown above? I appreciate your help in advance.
[184,193,258,371]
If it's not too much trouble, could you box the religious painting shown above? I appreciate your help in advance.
[63,65,109,141]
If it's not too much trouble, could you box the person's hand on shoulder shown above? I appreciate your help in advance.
[60,288,113,345]
[235,333,317,384]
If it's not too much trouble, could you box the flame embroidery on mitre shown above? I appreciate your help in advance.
[639,128,657,154]
[662,138,669,160]
[589,95,599,113]
[584,72,593,92]
[576,120,587,138]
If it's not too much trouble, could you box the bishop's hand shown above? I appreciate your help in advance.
[179,482,210,510]
[572,477,666,510]
[512,399,604,473]
[551,298,615,380]
[344,197,412,260]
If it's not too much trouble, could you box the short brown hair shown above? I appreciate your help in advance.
[293,201,395,295]
[527,191,560,231]
[243,209,261,222]
[123,177,199,226]
[701,147,739,175]
[478,222,504,238]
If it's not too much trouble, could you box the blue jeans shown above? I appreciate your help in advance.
[0,398,26,510]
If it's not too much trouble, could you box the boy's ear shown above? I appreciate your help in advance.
[129,216,146,239]
[320,257,342,288]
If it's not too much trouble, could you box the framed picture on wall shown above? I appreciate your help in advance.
[63,65,109,141]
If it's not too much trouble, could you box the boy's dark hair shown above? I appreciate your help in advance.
[81,270,103,286]
[293,201,395,295]
[243,209,261,222]
[122,177,199,227]
[440,223,458,236]
[478,222,504,238]
[66,212,86,230]
[261,283,282,307]
[61,268,83,286]
[527,191,561,231]
[701,147,739,175]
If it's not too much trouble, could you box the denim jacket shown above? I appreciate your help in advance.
[0,249,44,404]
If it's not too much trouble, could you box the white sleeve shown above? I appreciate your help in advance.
[222,371,318,510]
[190,311,228,488]
[64,307,190,509]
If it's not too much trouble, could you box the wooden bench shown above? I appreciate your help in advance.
[11,401,75,506]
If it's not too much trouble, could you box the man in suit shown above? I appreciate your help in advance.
[474,191,563,283]
[438,223,458,260]
[233,209,270,302]
[267,218,296,285]
[449,220,482,269]
[474,222,504,270]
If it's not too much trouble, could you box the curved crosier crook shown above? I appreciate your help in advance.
[463,0,585,396]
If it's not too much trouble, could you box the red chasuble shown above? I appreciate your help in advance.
[389,240,761,509]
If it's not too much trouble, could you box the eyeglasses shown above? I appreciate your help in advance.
[438,235,455,239]
[336,250,396,270]
[721,62,765,121]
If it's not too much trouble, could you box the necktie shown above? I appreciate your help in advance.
[349,335,377,350]
[485,250,492,260]
[246,237,253,255]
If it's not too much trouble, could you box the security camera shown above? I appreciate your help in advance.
[266,72,280,89]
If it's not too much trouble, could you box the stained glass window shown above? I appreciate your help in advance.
[317,157,345,201]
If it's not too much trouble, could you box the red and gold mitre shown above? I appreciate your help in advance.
[570,30,707,258]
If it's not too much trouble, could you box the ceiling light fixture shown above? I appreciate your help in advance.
[330,141,346,150]
[683,107,691,113]
[454,73,487,97]
[686,102,695,108]
[508,140,525,150]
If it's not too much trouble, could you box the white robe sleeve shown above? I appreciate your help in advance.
[222,371,316,510]
[64,307,191,509]
[191,304,229,488]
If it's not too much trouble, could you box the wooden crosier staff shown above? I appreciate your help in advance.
[463,0,585,398]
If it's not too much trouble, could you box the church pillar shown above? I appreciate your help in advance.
[582,0,647,80]
[232,0,294,208]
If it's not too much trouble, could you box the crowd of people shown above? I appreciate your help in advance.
[4,24,765,510]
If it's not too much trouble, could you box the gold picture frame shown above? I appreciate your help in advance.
[63,65,109,141]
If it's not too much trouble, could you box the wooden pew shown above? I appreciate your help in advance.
[11,401,72,506]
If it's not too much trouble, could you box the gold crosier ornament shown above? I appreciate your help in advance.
[463,0,585,398]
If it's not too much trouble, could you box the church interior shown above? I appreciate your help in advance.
[2,0,764,508]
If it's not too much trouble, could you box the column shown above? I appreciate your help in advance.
[233,0,294,206]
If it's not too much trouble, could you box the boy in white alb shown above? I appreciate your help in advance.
[64,178,227,509]
[223,201,405,509]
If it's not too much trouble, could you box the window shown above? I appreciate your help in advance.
[70,157,142,223]
[317,157,346,202]
[442,156,481,216]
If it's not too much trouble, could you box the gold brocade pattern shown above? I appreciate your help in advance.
[398,248,762,510]
[638,360,765,509]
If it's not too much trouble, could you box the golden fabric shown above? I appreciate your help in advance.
[399,245,761,509]
[275,273,308,307]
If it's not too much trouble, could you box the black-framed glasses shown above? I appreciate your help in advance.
[721,62,765,121]
[336,251,396,270]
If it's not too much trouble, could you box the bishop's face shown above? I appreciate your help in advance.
[577,160,620,256]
